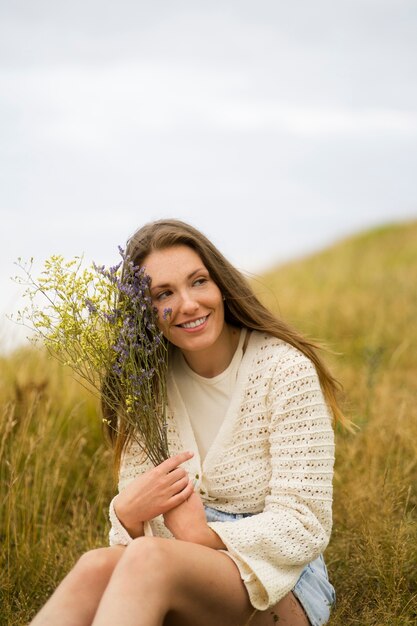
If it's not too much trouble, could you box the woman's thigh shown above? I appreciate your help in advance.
[166,591,309,626]
[117,537,308,626]
[245,593,310,626]
[112,537,253,626]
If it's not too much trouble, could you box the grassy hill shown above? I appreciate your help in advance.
[1,220,416,624]
[257,220,417,624]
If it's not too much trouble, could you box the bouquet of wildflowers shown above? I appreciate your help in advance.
[13,249,169,466]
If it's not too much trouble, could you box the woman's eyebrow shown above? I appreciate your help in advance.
[150,267,208,291]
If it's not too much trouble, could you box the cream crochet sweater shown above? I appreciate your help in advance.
[109,331,335,610]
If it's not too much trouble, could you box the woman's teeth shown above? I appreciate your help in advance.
[180,316,207,329]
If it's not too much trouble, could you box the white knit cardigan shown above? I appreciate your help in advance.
[109,331,335,610]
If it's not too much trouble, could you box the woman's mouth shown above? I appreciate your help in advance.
[178,315,208,329]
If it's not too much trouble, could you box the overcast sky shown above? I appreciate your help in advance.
[1,0,417,350]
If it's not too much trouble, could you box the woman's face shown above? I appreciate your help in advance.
[143,245,226,357]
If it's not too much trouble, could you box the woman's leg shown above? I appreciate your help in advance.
[29,546,125,626]
[248,594,310,626]
[91,537,310,626]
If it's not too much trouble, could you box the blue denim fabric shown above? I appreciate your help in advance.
[204,506,336,626]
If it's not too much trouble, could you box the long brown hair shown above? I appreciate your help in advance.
[105,218,347,469]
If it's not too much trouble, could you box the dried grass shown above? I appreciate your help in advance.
[1,220,416,625]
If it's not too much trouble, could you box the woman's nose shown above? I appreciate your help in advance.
[179,291,199,314]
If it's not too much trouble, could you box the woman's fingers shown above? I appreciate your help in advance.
[116,451,195,523]
[166,473,190,496]
[158,451,194,475]
[168,478,195,507]
[166,466,187,483]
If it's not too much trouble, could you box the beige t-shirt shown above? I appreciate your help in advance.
[172,328,247,460]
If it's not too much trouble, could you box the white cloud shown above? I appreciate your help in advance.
[2,62,416,156]
[206,101,417,135]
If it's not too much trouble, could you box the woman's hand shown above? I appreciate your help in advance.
[114,451,195,538]
[163,492,226,549]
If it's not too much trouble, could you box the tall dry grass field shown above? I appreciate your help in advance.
[1,221,416,625]
[0,352,114,625]
[260,221,417,625]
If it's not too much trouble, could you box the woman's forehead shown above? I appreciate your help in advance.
[143,245,206,280]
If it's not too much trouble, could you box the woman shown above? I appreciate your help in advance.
[31,219,342,626]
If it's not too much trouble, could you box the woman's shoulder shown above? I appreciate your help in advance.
[248,329,308,360]
[246,330,317,377]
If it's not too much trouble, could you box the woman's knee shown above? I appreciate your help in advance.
[73,547,124,584]
[120,537,173,584]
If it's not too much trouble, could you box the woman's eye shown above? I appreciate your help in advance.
[156,291,171,301]
[193,277,207,287]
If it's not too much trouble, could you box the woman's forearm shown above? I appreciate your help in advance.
[182,524,227,549]
[113,496,145,538]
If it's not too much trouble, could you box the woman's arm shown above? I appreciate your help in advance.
[163,491,227,549]
[109,449,195,544]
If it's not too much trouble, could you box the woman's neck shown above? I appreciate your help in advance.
[180,325,241,378]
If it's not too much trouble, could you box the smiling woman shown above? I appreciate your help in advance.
[30,219,345,626]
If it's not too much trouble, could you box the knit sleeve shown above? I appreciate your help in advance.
[207,351,335,610]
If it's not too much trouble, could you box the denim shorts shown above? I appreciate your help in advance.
[205,506,336,626]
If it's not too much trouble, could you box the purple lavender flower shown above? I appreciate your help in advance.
[163,308,172,320]
[97,246,169,464]
[85,298,97,314]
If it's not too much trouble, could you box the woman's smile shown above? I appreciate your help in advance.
[143,245,238,376]
[177,315,209,331]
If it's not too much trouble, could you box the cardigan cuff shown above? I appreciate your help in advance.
[109,496,133,546]
[108,496,154,546]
